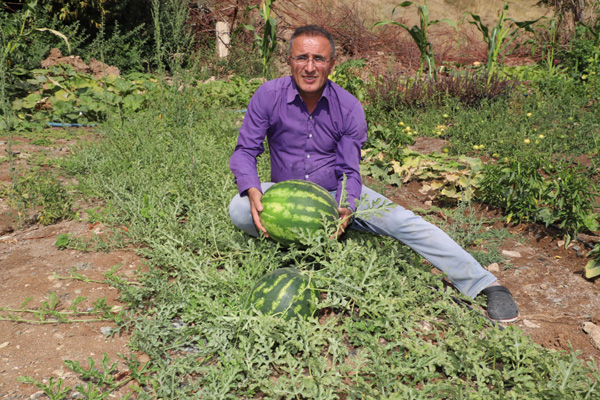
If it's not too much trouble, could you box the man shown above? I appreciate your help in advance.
[228,25,519,323]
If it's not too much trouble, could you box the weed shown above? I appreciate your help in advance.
[5,169,74,226]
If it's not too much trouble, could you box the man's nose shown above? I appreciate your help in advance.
[304,60,317,72]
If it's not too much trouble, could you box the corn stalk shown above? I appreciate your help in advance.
[371,1,456,81]
[465,1,540,83]
[237,0,278,78]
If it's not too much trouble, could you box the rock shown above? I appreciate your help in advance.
[100,326,113,336]
[502,250,522,258]
[582,322,600,350]
[137,353,150,363]
[523,319,541,328]
[486,263,500,272]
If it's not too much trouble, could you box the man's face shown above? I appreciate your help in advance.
[289,34,335,101]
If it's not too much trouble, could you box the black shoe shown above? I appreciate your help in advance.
[479,285,519,323]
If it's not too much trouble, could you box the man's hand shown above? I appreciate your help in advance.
[335,207,353,239]
[247,187,268,237]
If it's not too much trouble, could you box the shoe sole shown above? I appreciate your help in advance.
[489,312,520,324]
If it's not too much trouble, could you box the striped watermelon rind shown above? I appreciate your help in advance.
[245,268,318,320]
[260,180,339,246]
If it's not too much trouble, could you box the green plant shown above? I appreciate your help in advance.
[5,169,74,226]
[0,292,122,324]
[465,1,541,83]
[530,17,564,76]
[238,0,278,78]
[1,1,71,66]
[330,59,367,101]
[538,161,599,245]
[560,16,600,78]
[479,157,546,224]
[372,1,456,81]
[17,376,70,400]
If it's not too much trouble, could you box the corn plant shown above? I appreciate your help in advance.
[372,1,456,81]
[530,17,564,76]
[465,1,540,83]
[238,0,278,78]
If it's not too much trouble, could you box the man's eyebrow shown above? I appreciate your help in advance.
[293,52,326,58]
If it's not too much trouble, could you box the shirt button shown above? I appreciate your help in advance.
[306,154,310,159]
[305,174,309,179]
[309,116,313,120]
[308,134,313,138]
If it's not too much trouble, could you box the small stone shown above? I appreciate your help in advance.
[523,319,541,328]
[100,326,112,336]
[573,245,581,251]
[502,250,522,258]
[137,354,150,363]
[486,263,500,273]
[539,283,549,290]
[30,391,46,399]
[582,322,600,350]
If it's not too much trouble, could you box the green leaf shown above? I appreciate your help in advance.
[585,259,600,279]
[55,233,71,249]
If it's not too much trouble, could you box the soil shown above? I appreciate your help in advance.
[1,135,600,398]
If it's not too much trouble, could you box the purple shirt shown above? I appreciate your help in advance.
[229,76,367,210]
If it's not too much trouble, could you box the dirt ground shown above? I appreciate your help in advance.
[1,134,600,398]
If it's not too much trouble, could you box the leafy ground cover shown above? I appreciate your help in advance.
[1,66,599,397]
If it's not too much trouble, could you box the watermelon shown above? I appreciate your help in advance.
[260,180,339,246]
[245,268,318,320]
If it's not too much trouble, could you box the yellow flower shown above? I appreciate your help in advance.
[442,114,449,118]
[524,139,531,144]
[538,134,545,139]
[526,112,532,117]
[492,153,500,158]
[398,122,405,126]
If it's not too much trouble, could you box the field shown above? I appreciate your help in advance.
[1,0,600,398]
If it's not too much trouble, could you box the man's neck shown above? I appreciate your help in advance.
[300,91,323,114]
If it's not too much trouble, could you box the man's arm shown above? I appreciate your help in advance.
[229,84,272,234]
[334,101,368,226]
[229,84,270,196]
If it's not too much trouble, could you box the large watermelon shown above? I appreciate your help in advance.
[245,268,318,320]
[260,180,339,246]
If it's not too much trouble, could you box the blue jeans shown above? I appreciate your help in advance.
[229,183,497,298]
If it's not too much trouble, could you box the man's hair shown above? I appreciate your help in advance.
[288,25,336,59]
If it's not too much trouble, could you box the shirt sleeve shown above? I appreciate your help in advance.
[229,84,270,195]
[335,101,367,211]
